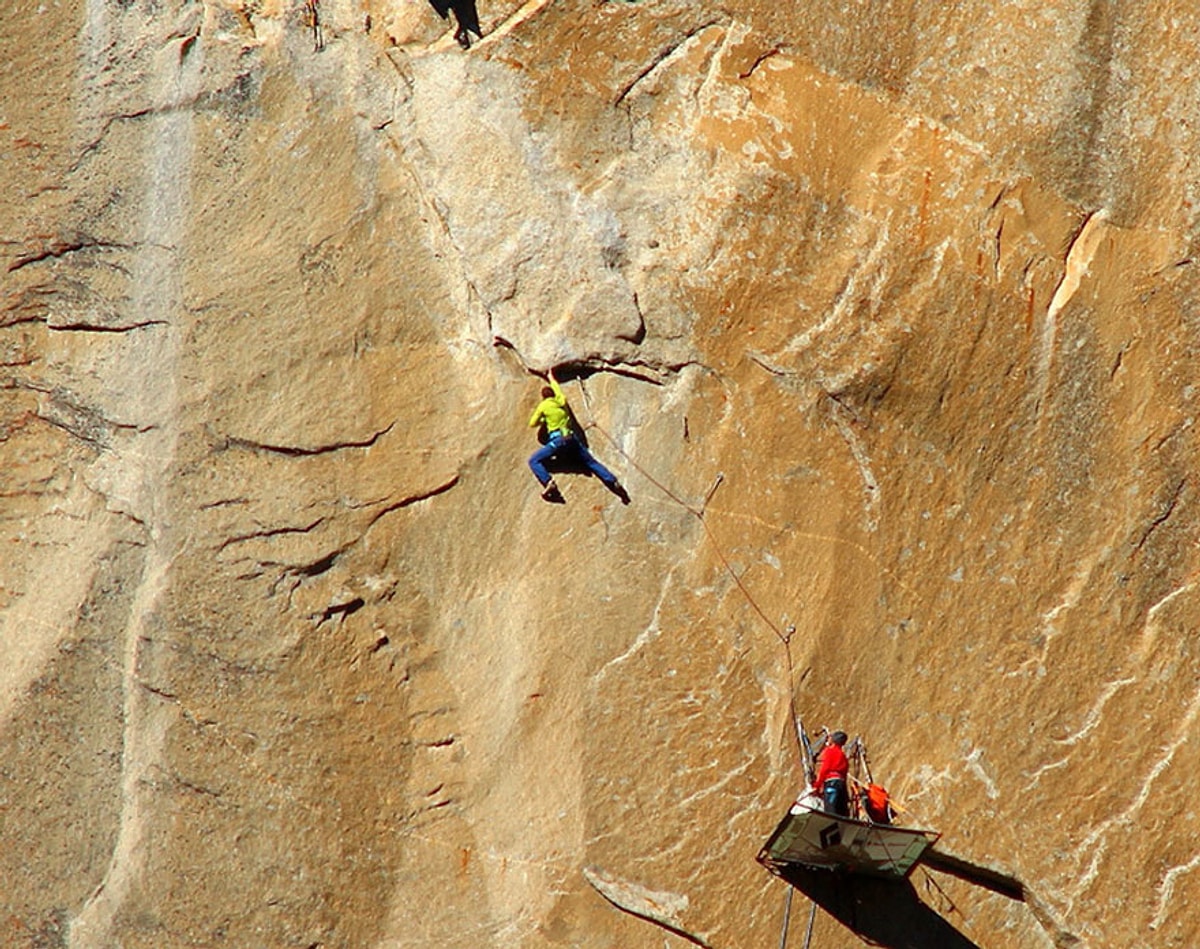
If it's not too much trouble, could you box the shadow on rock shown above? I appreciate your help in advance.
[779,865,981,949]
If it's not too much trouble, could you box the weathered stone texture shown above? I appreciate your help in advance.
[3,1,1200,947]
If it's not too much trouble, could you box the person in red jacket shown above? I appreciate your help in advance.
[813,730,850,817]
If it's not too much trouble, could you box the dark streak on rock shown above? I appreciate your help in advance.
[294,550,339,578]
[747,351,793,376]
[738,47,780,80]
[614,19,724,106]
[8,235,134,273]
[199,497,251,510]
[171,774,225,798]
[368,475,461,528]
[1133,478,1186,552]
[17,382,156,449]
[48,319,169,333]
[223,421,396,457]
[217,517,326,553]
[138,680,178,701]
[318,596,364,624]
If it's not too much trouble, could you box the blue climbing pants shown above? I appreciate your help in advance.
[529,433,617,488]
[822,778,849,818]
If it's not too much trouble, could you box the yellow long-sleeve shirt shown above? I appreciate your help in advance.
[528,376,571,437]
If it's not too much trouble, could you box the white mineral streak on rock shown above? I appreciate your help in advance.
[1021,754,1069,792]
[1054,675,1137,747]
[583,865,711,947]
[964,746,1000,800]
[1066,676,1200,910]
[594,563,680,681]
[1049,579,1194,754]
[826,395,880,533]
[781,221,891,363]
[1023,548,1103,675]
[1152,852,1200,930]
[676,754,755,810]
[1037,208,1109,406]
[69,26,196,949]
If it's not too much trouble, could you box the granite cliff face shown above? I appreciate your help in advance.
[3,1,1200,947]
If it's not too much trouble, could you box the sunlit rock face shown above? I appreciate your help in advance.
[3,1,1199,946]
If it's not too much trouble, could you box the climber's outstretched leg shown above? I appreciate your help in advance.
[573,439,630,505]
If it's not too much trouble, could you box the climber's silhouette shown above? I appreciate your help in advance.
[527,368,630,505]
[428,0,481,48]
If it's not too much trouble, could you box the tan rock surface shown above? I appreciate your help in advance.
[3,1,1200,947]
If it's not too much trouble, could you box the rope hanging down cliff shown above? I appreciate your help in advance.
[568,375,811,772]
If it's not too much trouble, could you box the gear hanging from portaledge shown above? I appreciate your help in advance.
[572,376,811,777]
[852,735,874,784]
[847,737,893,824]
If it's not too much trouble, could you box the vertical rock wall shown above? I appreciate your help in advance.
[2,0,1199,946]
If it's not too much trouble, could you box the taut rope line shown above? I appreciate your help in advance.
[579,403,809,767]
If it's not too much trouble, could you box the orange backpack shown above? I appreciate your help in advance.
[863,783,891,823]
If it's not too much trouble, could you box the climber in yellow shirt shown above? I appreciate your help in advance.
[528,371,572,441]
[527,368,629,504]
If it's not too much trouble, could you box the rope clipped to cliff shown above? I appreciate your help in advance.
[576,383,810,768]
[576,416,786,642]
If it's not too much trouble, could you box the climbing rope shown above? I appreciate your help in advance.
[577,384,811,772]
[801,899,817,949]
[583,419,786,641]
[577,378,923,949]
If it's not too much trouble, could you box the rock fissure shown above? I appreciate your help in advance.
[1132,477,1186,552]
[221,421,396,457]
[6,235,136,273]
[738,46,782,81]
[216,517,327,554]
[614,19,726,107]
[15,384,158,449]
[365,474,461,528]
[49,319,170,333]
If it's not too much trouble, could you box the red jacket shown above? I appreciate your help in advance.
[814,743,848,787]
